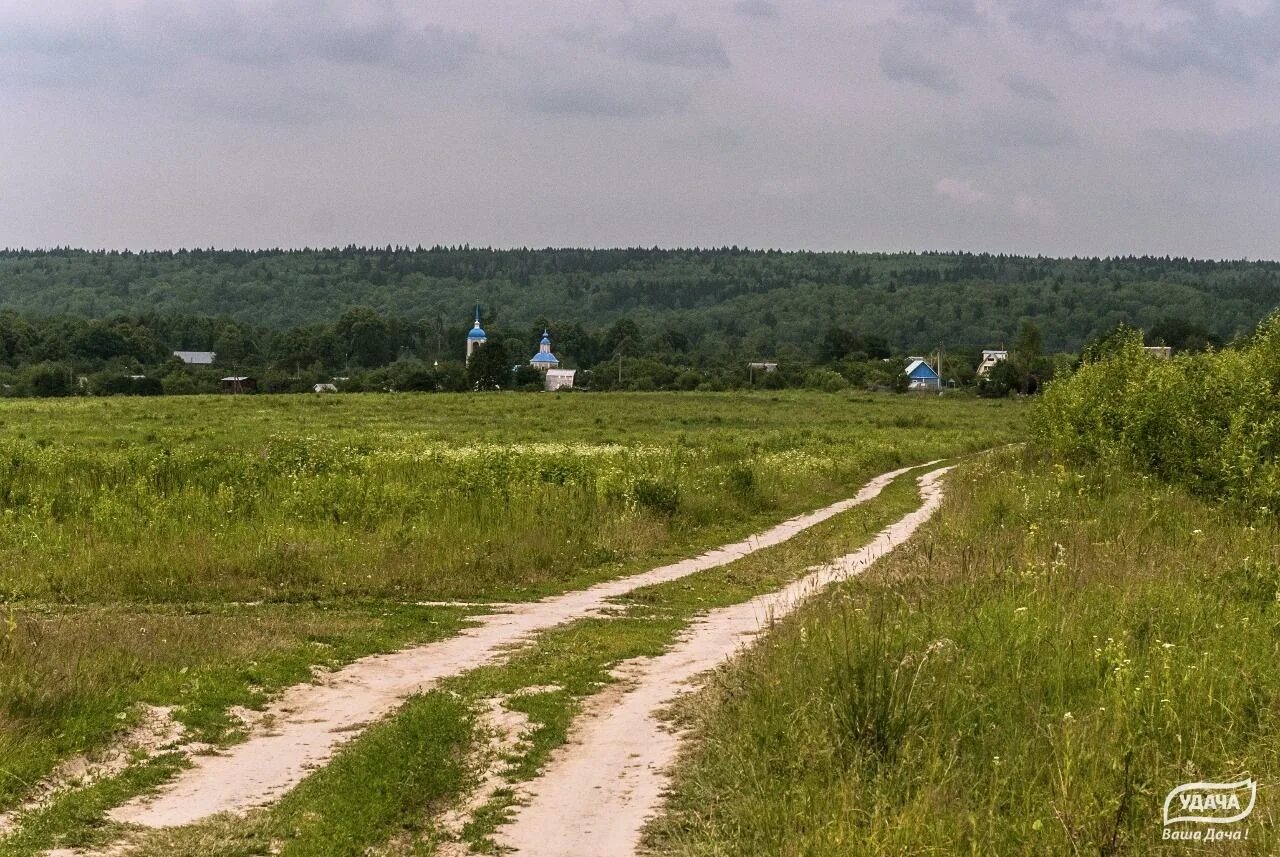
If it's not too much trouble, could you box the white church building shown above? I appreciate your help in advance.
[465,308,575,391]
[530,329,575,391]
[465,306,487,361]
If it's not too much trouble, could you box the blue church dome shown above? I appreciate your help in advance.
[530,328,560,368]
[467,305,487,340]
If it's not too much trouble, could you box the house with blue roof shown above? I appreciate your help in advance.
[904,357,940,390]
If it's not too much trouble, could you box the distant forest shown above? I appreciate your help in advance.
[0,246,1274,396]
[2,247,1277,350]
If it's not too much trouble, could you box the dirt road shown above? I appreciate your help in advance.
[109,462,933,828]
[495,466,951,857]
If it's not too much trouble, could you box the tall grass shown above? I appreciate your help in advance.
[0,604,470,812]
[0,393,1021,602]
[1033,312,1280,512]
[0,392,1020,825]
[0,437,870,602]
[650,452,1280,855]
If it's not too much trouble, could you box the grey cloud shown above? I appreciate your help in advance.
[1003,0,1082,37]
[7,0,1280,258]
[0,1,479,86]
[903,0,983,27]
[1003,73,1057,103]
[516,14,728,119]
[1003,0,1280,81]
[879,46,960,93]
[0,2,481,128]
[203,85,352,127]
[981,109,1077,149]
[926,107,1079,166]
[609,15,731,69]
[733,0,779,20]
[1149,124,1280,180]
[519,15,727,118]
[524,78,692,118]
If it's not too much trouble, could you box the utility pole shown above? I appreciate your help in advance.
[611,336,631,387]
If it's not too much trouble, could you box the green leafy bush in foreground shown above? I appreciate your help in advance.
[1031,312,1280,513]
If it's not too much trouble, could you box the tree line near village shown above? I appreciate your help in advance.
[0,246,1269,397]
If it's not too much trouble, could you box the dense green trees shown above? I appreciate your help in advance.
[466,341,510,390]
[1145,316,1221,353]
[0,247,1273,396]
[0,248,1274,354]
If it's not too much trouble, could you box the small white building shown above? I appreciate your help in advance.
[544,368,576,391]
[1143,345,1172,358]
[976,349,1008,376]
[313,383,338,393]
[174,350,216,365]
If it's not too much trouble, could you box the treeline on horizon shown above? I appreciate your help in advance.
[0,303,1227,398]
[0,246,1276,352]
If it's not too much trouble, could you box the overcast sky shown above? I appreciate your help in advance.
[1,0,1278,257]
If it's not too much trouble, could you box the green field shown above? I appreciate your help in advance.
[4,374,1273,856]
[0,391,1018,603]
[0,391,1020,854]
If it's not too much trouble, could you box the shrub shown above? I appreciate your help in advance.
[1031,311,1280,513]
[631,477,681,516]
[804,368,848,393]
[21,363,74,397]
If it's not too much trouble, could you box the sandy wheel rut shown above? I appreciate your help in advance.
[493,466,952,857]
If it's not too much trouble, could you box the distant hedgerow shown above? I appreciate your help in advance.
[1031,311,1280,512]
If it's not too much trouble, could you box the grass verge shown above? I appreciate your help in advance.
[647,450,1280,855]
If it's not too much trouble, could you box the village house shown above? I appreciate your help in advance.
[544,368,575,391]
[220,375,257,393]
[904,357,941,390]
[174,350,216,365]
[976,349,1008,376]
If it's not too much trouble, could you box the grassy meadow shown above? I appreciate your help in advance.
[0,390,1021,849]
[647,324,1280,856]
[0,391,1019,603]
[650,451,1279,855]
